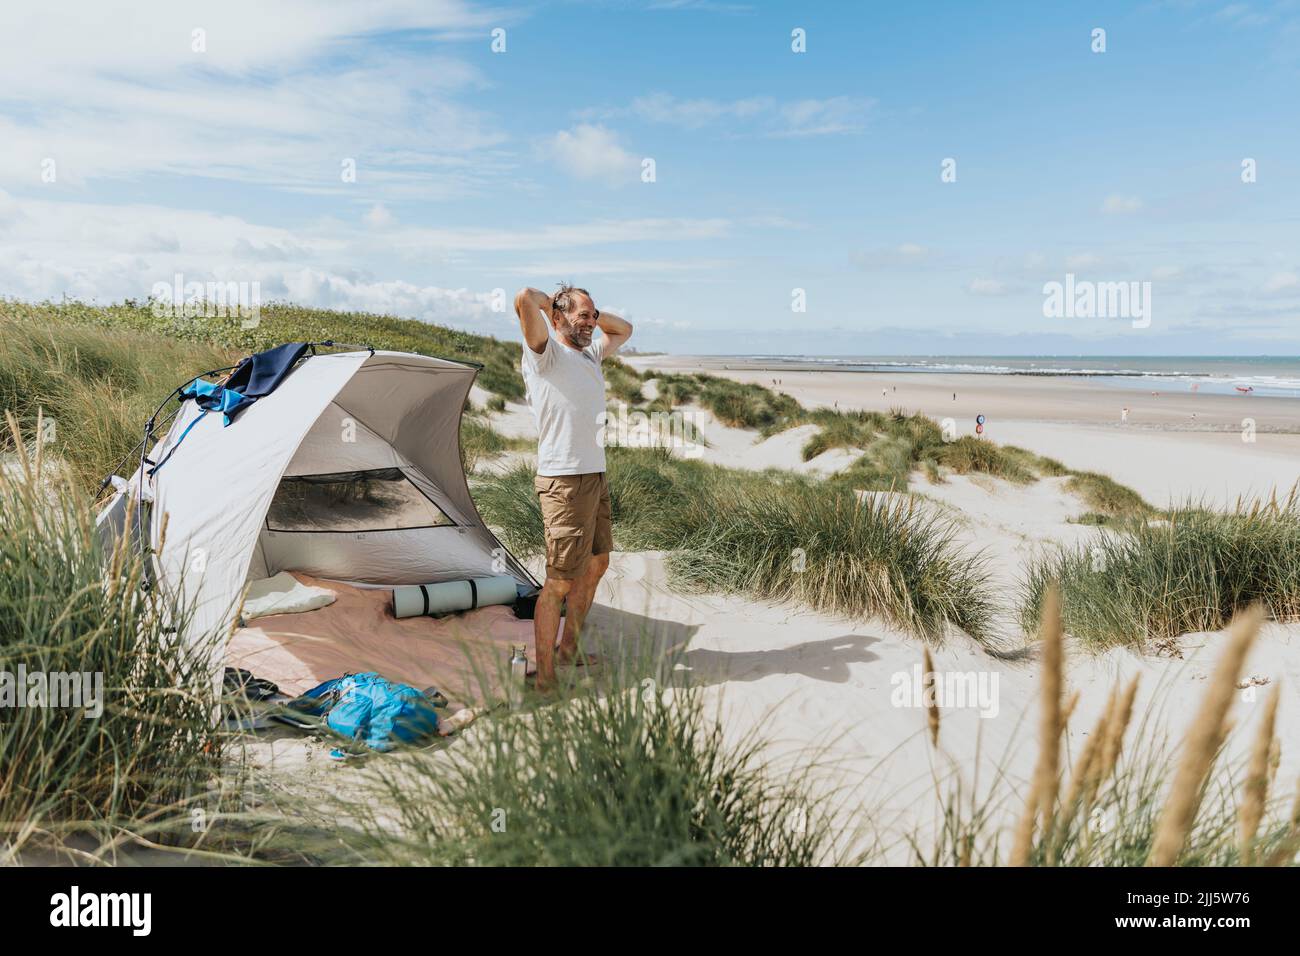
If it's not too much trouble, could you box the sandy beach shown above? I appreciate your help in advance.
[622,355,1300,509]
[275,357,1300,863]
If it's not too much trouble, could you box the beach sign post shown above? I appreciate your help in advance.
[975,413,985,437]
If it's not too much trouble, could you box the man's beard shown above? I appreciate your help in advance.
[560,321,593,348]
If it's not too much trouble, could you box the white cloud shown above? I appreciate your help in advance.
[1262,271,1300,294]
[621,92,773,128]
[508,258,735,277]
[852,243,935,270]
[1066,252,1102,270]
[365,204,397,229]
[0,190,739,326]
[1214,3,1271,27]
[968,278,1008,296]
[551,125,640,185]
[0,2,508,198]
[582,92,875,137]
[776,97,875,137]
[1102,194,1143,214]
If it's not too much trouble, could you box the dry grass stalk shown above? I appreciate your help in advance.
[1057,735,1101,849]
[1010,585,1063,866]
[1148,605,1263,866]
[1061,690,1080,732]
[1264,780,1300,867]
[923,646,940,747]
[1099,677,1139,785]
[1062,689,1116,814]
[1238,685,1280,864]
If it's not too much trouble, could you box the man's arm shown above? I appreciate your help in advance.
[514,287,552,354]
[597,310,633,356]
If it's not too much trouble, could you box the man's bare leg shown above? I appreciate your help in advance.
[533,576,572,691]
[557,552,608,666]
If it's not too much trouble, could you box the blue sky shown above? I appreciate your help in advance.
[2,0,1299,354]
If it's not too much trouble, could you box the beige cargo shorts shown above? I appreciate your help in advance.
[534,472,613,580]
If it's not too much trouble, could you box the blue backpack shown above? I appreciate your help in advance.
[294,672,444,753]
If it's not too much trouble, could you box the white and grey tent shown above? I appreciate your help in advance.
[96,345,538,688]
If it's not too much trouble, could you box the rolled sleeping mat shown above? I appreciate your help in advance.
[393,575,519,619]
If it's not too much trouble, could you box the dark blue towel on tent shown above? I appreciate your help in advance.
[224,342,312,403]
[184,342,311,427]
[152,342,314,474]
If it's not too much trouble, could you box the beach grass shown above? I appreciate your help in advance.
[0,302,527,494]
[1,297,529,402]
[0,309,237,494]
[646,371,803,431]
[475,446,999,645]
[0,419,224,861]
[637,367,1122,496]
[460,410,532,473]
[1064,470,1156,520]
[315,654,840,866]
[604,357,647,404]
[1019,492,1300,649]
[911,597,1300,866]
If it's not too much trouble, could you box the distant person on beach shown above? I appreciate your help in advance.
[515,283,633,691]
[1121,407,1129,423]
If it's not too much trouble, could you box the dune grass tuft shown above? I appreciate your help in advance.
[1064,470,1155,520]
[0,309,237,493]
[2,297,530,401]
[476,446,998,645]
[645,371,803,432]
[1019,492,1300,649]
[914,596,1300,867]
[318,656,839,866]
[0,418,223,861]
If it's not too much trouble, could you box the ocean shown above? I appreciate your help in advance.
[738,355,1300,398]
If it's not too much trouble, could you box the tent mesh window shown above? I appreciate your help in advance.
[265,468,455,533]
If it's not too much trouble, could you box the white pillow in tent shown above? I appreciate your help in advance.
[242,571,336,620]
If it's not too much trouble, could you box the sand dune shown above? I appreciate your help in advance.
[624,356,1300,509]
[246,360,1299,862]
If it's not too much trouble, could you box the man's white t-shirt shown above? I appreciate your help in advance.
[521,331,619,476]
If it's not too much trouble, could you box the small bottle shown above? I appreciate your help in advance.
[508,643,528,708]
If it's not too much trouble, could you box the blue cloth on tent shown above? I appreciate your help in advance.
[181,341,311,427]
[149,342,313,476]
[180,377,253,426]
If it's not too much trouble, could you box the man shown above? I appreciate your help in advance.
[515,283,633,691]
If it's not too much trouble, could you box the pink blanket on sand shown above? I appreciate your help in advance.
[226,573,541,706]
